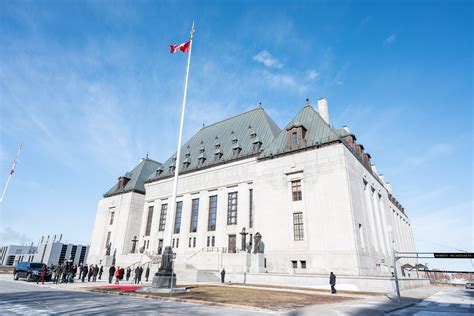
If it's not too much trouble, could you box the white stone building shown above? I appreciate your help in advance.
[33,235,89,266]
[0,244,36,266]
[88,99,423,291]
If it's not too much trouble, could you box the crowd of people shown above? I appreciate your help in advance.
[107,265,150,284]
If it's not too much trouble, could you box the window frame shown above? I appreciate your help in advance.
[158,203,168,232]
[227,191,238,225]
[144,206,154,236]
[291,180,302,201]
[293,212,304,241]
[208,195,218,231]
[190,198,199,233]
[174,201,183,234]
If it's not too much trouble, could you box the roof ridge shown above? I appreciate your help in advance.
[200,107,264,131]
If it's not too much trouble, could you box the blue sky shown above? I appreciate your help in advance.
[0,0,472,270]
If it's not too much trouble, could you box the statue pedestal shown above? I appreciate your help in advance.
[104,255,114,266]
[250,253,265,273]
[151,269,176,288]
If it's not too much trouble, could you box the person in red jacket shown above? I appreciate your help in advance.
[37,264,47,285]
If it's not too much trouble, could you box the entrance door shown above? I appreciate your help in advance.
[228,235,236,253]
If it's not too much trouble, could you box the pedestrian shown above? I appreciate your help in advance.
[88,265,94,282]
[61,263,68,283]
[220,268,225,283]
[330,272,336,294]
[98,265,103,280]
[115,266,121,284]
[53,265,61,284]
[78,262,83,280]
[145,266,150,282]
[71,263,77,283]
[138,266,143,284]
[109,265,116,284]
[81,264,88,282]
[126,267,131,281]
[93,265,99,282]
[134,266,140,284]
[120,267,125,280]
[37,264,46,285]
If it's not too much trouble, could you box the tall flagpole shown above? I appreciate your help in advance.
[164,22,195,248]
[0,142,23,204]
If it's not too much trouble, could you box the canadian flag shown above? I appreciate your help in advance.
[170,41,191,54]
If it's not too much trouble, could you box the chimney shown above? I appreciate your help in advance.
[386,182,392,193]
[317,98,330,125]
[59,233,62,242]
[342,125,350,133]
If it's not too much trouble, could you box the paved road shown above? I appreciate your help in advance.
[0,278,271,315]
[387,287,473,316]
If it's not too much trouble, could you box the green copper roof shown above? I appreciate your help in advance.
[259,104,340,159]
[104,157,161,197]
[147,107,281,182]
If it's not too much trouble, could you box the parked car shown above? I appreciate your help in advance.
[13,262,52,282]
[466,282,474,289]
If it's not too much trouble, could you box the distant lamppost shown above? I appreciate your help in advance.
[131,236,138,254]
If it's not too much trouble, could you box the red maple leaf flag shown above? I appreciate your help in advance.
[170,41,191,54]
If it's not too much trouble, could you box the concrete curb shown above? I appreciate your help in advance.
[384,302,417,314]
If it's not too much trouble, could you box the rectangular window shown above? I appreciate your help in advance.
[292,131,298,144]
[207,236,210,247]
[188,237,192,247]
[172,238,175,248]
[193,237,196,248]
[292,180,302,201]
[157,239,163,254]
[249,189,253,228]
[145,206,154,236]
[228,235,237,253]
[158,204,167,232]
[174,201,183,234]
[208,195,217,231]
[190,198,199,233]
[109,211,115,225]
[293,212,304,241]
[176,238,179,248]
[291,260,297,269]
[300,260,306,269]
[106,231,111,246]
[211,236,215,247]
[227,192,238,225]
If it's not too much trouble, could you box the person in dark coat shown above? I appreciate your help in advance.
[120,267,125,280]
[220,268,225,283]
[98,265,103,280]
[78,263,83,280]
[109,265,116,284]
[88,265,94,282]
[134,266,140,284]
[138,266,144,284]
[81,264,88,282]
[330,272,336,294]
[93,265,99,282]
[145,266,150,282]
[126,267,131,281]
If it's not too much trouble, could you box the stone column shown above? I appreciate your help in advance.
[364,183,379,253]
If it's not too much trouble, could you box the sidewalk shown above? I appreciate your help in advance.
[295,285,447,315]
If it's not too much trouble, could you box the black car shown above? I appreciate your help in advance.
[13,262,52,282]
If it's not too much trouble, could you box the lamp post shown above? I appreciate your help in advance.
[131,236,138,254]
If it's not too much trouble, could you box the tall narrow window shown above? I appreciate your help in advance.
[249,189,254,228]
[208,195,217,231]
[158,204,167,231]
[292,131,298,144]
[292,180,302,201]
[145,206,154,236]
[157,239,163,254]
[190,198,199,233]
[293,212,304,241]
[227,192,238,225]
[207,236,210,247]
[211,236,215,247]
[105,231,111,246]
[174,201,183,234]
[109,211,115,225]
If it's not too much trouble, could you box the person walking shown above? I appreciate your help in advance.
[37,264,47,285]
[78,263,83,280]
[53,265,61,284]
[330,272,337,294]
[87,265,94,282]
[126,267,131,282]
[137,266,143,284]
[220,268,226,283]
[109,265,116,284]
[145,266,150,282]
[120,267,125,280]
[93,265,99,282]
[71,263,77,283]
[98,265,103,280]
[81,264,88,282]
[134,266,140,284]
[115,266,121,284]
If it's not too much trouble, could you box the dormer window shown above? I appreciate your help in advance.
[198,146,206,165]
[214,141,223,161]
[250,130,257,139]
[155,166,163,176]
[252,135,262,152]
[232,137,241,157]
[169,157,176,173]
[183,151,191,168]
[286,121,307,148]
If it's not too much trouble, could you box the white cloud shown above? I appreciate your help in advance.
[306,69,320,81]
[253,50,284,69]
[0,227,33,245]
[385,33,397,45]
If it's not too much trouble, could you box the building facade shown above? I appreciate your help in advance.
[88,99,418,289]
[0,244,36,266]
[33,235,89,266]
